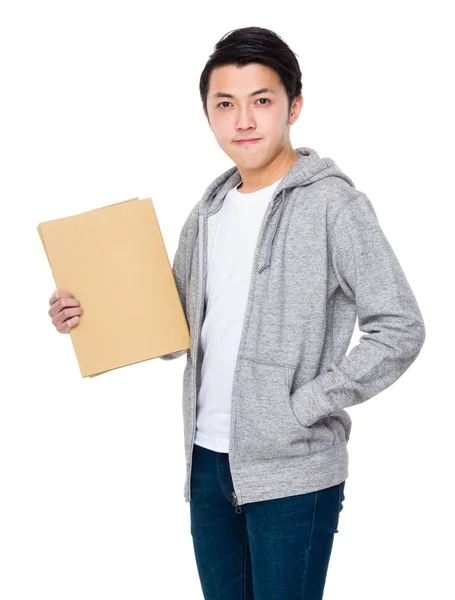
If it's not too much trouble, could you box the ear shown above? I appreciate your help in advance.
[289,95,303,125]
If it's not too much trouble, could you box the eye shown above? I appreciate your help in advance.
[216,98,271,109]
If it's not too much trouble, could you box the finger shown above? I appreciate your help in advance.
[52,306,84,329]
[57,315,80,334]
[49,289,74,306]
[48,296,81,318]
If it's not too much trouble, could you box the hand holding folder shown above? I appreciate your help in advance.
[48,289,84,332]
[37,197,190,378]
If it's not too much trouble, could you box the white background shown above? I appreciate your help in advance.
[1,1,453,598]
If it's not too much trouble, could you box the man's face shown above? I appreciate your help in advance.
[204,62,300,170]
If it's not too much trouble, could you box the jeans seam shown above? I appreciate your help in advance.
[240,515,247,600]
[301,489,317,597]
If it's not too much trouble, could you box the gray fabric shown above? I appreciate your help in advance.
[161,146,426,505]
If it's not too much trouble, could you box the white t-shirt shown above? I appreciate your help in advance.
[194,177,283,453]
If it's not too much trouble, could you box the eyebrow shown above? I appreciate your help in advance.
[211,87,277,99]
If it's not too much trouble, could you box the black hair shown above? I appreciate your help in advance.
[199,26,302,118]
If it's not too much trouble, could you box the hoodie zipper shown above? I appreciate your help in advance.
[232,491,242,513]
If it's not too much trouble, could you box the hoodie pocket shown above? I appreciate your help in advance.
[234,358,316,462]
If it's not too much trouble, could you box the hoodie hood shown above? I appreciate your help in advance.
[189,146,355,276]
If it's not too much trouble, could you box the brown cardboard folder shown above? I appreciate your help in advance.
[37,197,190,378]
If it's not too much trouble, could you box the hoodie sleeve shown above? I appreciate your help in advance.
[159,215,191,361]
[290,192,426,427]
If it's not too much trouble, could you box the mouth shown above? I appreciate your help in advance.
[233,138,262,145]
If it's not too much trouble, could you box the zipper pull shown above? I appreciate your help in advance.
[232,492,242,513]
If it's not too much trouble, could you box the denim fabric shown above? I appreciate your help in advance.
[190,443,345,600]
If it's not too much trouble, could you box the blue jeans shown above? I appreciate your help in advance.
[189,443,345,600]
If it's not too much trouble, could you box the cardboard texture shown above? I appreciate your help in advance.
[37,197,190,378]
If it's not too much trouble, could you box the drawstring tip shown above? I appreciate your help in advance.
[258,264,269,274]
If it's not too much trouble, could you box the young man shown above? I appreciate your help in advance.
[48,26,426,600]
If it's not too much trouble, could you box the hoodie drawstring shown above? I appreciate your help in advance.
[189,188,287,280]
[258,189,286,273]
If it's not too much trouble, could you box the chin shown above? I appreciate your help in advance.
[238,158,264,170]
[236,152,268,168]
[221,142,267,168]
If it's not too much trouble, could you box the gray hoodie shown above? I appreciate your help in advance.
[161,146,426,507]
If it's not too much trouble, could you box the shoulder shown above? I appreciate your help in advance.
[292,176,367,223]
[308,177,376,229]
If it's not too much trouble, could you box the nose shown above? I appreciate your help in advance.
[236,105,256,132]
